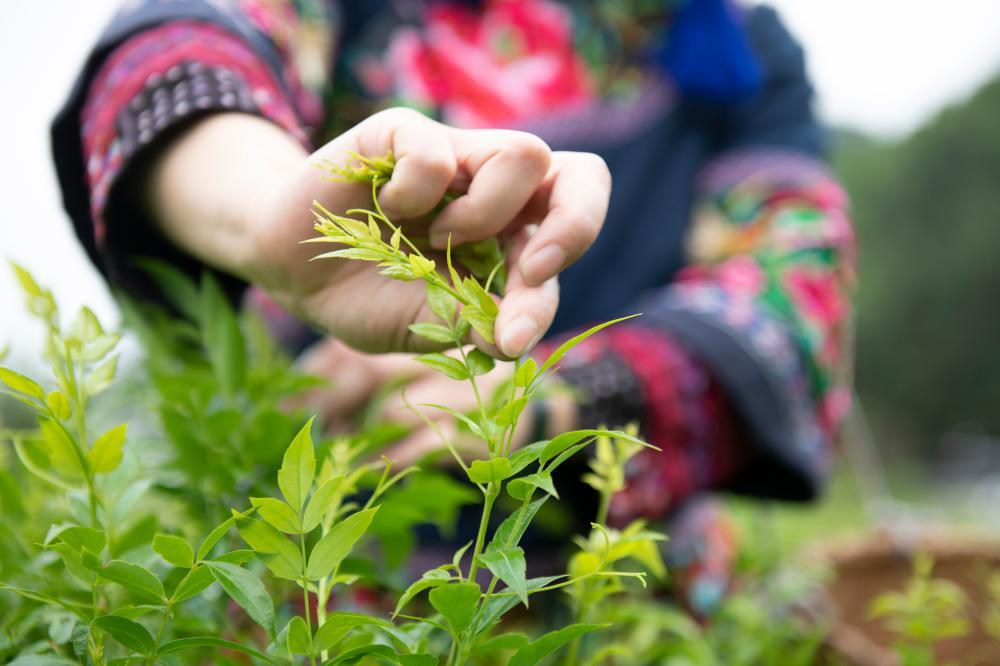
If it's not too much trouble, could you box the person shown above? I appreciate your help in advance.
[52,0,855,611]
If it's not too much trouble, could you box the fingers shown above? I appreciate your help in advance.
[495,228,560,358]
[517,151,611,286]
[428,129,551,248]
[351,108,459,220]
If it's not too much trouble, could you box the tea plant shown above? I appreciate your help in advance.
[868,553,970,666]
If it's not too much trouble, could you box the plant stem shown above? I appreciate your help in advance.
[466,483,498,582]
[300,535,316,666]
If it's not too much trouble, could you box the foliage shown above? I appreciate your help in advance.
[0,153,835,664]
[833,74,1000,452]
[868,553,970,666]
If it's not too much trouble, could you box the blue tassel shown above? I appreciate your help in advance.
[657,0,762,101]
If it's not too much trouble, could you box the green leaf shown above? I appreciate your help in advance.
[135,259,200,320]
[473,576,561,635]
[206,561,275,638]
[93,615,154,655]
[0,367,45,400]
[87,559,165,603]
[494,397,528,427]
[393,569,452,617]
[69,306,104,344]
[325,644,398,665]
[236,517,303,580]
[419,403,486,440]
[306,507,378,580]
[474,632,531,654]
[476,547,528,607]
[53,526,106,554]
[197,512,246,562]
[157,636,275,663]
[460,307,496,345]
[152,534,194,568]
[539,429,648,467]
[429,582,481,635]
[89,424,127,474]
[46,390,71,420]
[488,497,548,554]
[250,497,301,533]
[199,273,246,395]
[461,276,498,317]
[301,475,344,532]
[38,418,83,478]
[465,349,495,376]
[278,418,316,511]
[314,612,397,653]
[538,315,640,375]
[408,323,457,344]
[81,333,121,363]
[398,656,437,666]
[0,583,93,621]
[467,458,514,484]
[169,551,256,603]
[513,358,537,388]
[507,472,558,501]
[426,282,457,322]
[415,353,470,380]
[508,624,605,666]
[84,355,118,396]
[286,616,312,655]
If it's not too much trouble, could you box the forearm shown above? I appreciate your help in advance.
[145,113,308,284]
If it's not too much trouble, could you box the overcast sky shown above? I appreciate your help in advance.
[3,0,1000,364]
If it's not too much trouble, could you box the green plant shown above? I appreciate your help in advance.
[868,553,971,666]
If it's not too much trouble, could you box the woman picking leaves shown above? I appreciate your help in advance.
[53,0,855,610]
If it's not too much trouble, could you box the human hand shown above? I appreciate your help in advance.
[243,107,611,357]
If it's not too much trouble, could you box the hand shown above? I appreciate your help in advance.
[149,109,612,358]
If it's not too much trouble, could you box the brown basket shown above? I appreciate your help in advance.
[813,531,1000,666]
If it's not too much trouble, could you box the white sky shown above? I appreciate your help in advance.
[2,0,1000,363]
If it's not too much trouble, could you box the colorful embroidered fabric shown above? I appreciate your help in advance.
[59,0,856,528]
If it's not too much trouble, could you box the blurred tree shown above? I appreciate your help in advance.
[834,74,1000,456]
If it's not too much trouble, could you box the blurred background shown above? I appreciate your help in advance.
[2,1,1000,536]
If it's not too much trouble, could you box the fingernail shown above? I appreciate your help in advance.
[430,230,463,249]
[521,244,566,284]
[500,314,540,358]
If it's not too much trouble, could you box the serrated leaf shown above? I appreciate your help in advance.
[89,424,127,474]
[301,475,344,532]
[286,616,312,655]
[467,458,513,484]
[87,560,165,603]
[508,624,605,666]
[306,507,378,580]
[476,547,528,607]
[250,497,301,533]
[465,348,495,377]
[84,355,118,396]
[507,472,558,501]
[236,517,303,580]
[278,418,316,511]
[538,315,640,375]
[408,323,456,344]
[93,615,154,655]
[429,582,481,635]
[0,367,46,400]
[157,636,275,663]
[152,534,194,568]
[415,353,469,380]
[206,561,275,638]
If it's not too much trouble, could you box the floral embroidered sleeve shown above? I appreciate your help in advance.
[53,0,337,296]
